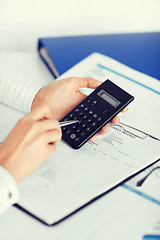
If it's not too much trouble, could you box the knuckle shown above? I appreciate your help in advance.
[82,78,89,88]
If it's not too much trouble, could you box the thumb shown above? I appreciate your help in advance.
[76,78,102,89]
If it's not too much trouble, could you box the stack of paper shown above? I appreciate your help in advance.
[16,52,160,225]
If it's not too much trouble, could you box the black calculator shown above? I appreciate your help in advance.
[61,79,134,149]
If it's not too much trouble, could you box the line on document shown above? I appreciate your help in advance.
[121,184,160,206]
[97,64,160,95]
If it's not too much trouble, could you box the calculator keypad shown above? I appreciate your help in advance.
[61,79,134,149]
[61,97,104,146]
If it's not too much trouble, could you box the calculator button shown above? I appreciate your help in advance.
[88,119,92,123]
[84,107,89,111]
[93,100,97,104]
[81,132,86,137]
[82,124,86,128]
[69,113,74,117]
[76,129,81,133]
[62,127,67,131]
[91,122,97,127]
[70,134,76,139]
[86,127,91,131]
[75,108,79,112]
[97,117,102,121]
[66,130,72,135]
[79,112,83,116]
[74,117,78,120]
[83,115,87,120]
[93,114,97,118]
[80,104,85,108]
[89,110,93,115]
[75,137,80,142]
[72,125,76,129]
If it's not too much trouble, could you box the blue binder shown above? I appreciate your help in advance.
[38,32,160,80]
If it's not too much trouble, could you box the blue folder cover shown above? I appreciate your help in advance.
[143,235,160,239]
[38,32,160,80]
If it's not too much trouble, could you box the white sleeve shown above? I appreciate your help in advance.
[0,62,44,113]
[0,166,19,213]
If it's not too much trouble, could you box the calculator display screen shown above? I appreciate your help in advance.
[97,89,121,107]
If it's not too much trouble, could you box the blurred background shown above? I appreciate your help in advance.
[0,0,160,51]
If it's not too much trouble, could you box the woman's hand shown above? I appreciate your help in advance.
[32,77,128,141]
[0,105,62,183]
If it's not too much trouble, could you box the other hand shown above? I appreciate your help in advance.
[0,105,62,183]
[31,77,128,141]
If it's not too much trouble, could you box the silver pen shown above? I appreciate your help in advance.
[59,120,79,127]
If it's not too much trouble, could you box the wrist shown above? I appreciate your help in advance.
[31,84,61,119]
[0,146,19,183]
[31,87,45,110]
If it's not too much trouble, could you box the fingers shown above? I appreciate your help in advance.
[109,116,120,125]
[108,107,127,123]
[22,112,62,146]
[37,118,62,144]
[45,129,62,144]
[38,119,61,131]
[89,136,96,141]
[76,77,102,89]
[45,129,62,156]
[121,107,128,113]
[27,104,52,121]
[89,125,110,141]
[98,125,110,135]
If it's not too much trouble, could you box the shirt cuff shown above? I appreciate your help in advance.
[0,62,44,113]
[0,166,19,213]
[22,82,44,113]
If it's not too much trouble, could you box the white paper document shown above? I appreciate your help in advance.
[18,53,160,225]
[1,183,160,240]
